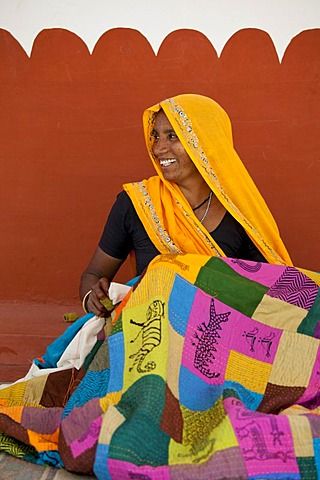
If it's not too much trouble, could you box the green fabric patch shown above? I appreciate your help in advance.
[195,257,268,317]
[83,340,103,371]
[0,433,37,459]
[298,289,320,337]
[297,456,318,479]
[223,388,240,401]
[110,375,169,466]
[112,314,123,335]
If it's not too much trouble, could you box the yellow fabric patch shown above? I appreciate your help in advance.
[287,415,314,457]
[28,428,59,451]
[123,297,169,391]
[167,323,184,399]
[252,295,307,331]
[125,266,175,309]
[0,381,27,406]
[269,330,318,387]
[169,403,237,464]
[99,405,125,445]
[148,253,207,285]
[99,391,122,412]
[225,350,271,394]
[23,375,48,406]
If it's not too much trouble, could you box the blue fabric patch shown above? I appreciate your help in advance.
[314,438,320,477]
[249,475,300,480]
[34,313,94,368]
[169,275,196,336]
[179,364,223,410]
[27,450,64,467]
[126,276,140,286]
[94,444,111,480]
[107,332,125,393]
[63,367,110,418]
[224,380,263,410]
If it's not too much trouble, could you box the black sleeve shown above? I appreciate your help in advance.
[98,191,134,260]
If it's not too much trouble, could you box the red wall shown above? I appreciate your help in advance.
[0,27,319,304]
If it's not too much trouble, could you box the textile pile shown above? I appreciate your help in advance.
[0,254,320,479]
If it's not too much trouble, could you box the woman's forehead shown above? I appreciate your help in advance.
[153,110,174,131]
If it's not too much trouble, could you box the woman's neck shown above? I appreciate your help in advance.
[179,181,211,210]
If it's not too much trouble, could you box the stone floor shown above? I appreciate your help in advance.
[0,302,81,382]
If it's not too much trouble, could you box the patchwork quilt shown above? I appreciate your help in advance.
[1,254,320,479]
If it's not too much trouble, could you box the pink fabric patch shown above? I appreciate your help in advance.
[181,290,235,383]
[108,459,170,479]
[70,415,102,458]
[229,315,282,363]
[224,398,299,476]
[223,258,285,287]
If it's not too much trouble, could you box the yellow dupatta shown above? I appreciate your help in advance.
[124,94,292,265]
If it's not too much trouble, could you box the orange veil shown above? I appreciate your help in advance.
[124,94,292,265]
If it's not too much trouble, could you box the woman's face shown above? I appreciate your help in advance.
[151,111,201,186]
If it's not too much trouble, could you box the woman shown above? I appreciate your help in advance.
[80,93,292,316]
[1,94,320,479]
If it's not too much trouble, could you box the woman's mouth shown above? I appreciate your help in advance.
[159,159,176,167]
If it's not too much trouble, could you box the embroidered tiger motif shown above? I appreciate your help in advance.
[129,300,164,373]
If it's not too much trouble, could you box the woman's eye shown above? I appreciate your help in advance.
[168,132,177,140]
[151,131,159,142]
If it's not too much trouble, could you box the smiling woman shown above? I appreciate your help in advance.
[80,93,291,317]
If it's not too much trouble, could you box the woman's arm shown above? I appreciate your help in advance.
[79,246,123,316]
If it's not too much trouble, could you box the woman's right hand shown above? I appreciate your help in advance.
[85,277,111,317]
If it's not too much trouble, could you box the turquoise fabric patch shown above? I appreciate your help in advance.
[168,275,197,336]
[107,332,125,393]
[179,364,223,410]
[94,444,111,480]
[63,368,110,418]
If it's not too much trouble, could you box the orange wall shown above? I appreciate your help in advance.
[0,27,319,304]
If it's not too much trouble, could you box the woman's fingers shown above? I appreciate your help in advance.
[86,277,111,316]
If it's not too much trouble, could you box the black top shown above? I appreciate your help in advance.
[99,191,266,275]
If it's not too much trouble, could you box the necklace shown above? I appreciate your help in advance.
[192,193,211,211]
[199,191,213,223]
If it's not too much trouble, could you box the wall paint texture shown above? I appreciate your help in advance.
[0,27,319,303]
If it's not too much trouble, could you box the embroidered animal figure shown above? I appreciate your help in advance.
[129,300,164,373]
[236,420,292,462]
[242,327,259,352]
[258,332,275,358]
[192,299,230,378]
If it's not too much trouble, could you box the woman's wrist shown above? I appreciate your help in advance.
[82,289,92,313]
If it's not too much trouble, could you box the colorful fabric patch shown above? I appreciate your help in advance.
[0,255,319,479]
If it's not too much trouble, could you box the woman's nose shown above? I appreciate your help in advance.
[153,137,168,157]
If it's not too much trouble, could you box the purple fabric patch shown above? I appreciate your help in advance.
[298,346,320,409]
[70,415,102,459]
[21,406,62,434]
[314,321,320,339]
[182,290,233,383]
[170,446,247,480]
[61,398,102,445]
[223,258,286,287]
[267,267,318,310]
[225,398,299,476]
[108,459,170,479]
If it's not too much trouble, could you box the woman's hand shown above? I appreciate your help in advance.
[86,277,111,317]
